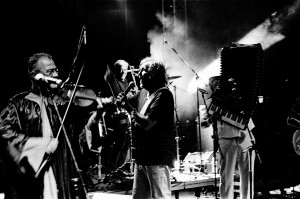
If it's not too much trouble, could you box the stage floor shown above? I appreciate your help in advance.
[86,183,300,199]
[87,187,300,199]
[84,169,300,199]
[87,190,217,199]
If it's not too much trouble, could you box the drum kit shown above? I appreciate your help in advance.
[87,75,183,178]
[84,72,215,192]
[100,75,182,170]
[81,69,220,194]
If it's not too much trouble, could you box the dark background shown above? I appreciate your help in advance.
[1,0,300,193]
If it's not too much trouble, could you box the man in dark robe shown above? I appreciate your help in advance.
[0,53,79,199]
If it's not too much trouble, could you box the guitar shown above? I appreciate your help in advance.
[292,130,300,155]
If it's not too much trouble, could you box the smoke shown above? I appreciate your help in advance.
[147,12,218,102]
[147,13,209,126]
[145,0,300,152]
[146,11,220,152]
[239,0,300,49]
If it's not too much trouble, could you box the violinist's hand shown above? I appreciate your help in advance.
[94,96,113,121]
[101,96,113,105]
[96,97,104,109]
[46,138,59,154]
[96,96,113,108]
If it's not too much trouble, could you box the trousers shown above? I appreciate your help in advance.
[219,137,255,199]
[132,163,171,199]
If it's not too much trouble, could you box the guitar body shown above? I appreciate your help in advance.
[292,130,300,155]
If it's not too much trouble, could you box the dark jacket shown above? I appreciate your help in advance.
[0,91,74,199]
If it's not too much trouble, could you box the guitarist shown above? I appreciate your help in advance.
[201,76,256,199]
[116,57,176,199]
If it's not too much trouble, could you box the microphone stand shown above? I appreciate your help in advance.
[243,125,262,199]
[61,25,86,88]
[170,82,183,172]
[164,41,204,86]
[165,39,221,198]
[201,91,223,199]
[196,88,204,168]
[164,40,209,169]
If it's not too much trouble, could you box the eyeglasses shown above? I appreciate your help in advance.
[46,68,59,76]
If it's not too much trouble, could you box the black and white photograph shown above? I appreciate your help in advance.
[1,0,300,199]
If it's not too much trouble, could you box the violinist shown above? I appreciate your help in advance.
[0,52,77,199]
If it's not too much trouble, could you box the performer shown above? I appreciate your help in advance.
[116,57,176,199]
[0,53,77,199]
[200,76,256,199]
[104,59,137,98]
[101,59,138,173]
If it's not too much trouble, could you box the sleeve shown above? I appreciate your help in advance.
[0,102,50,175]
[0,102,26,164]
[145,89,173,121]
[200,99,212,128]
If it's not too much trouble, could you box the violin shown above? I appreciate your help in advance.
[50,80,136,109]
[62,84,99,107]
[50,84,112,107]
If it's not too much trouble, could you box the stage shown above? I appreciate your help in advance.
[86,172,221,199]
[84,171,300,199]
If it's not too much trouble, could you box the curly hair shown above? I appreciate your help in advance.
[139,57,167,87]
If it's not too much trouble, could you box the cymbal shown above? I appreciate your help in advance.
[167,75,182,81]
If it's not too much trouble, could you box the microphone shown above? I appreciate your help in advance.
[34,73,63,85]
[126,69,140,72]
[198,87,208,94]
